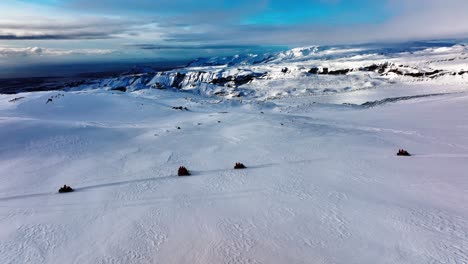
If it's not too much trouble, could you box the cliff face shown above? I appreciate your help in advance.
[147,69,266,89]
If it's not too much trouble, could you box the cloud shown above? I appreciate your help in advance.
[0,14,151,40]
[124,44,262,50]
[64,0,258,14]
[0,46,116,57]
[0,33,114,40]
[0,0,467,61]
[153,0,468,46]
[379,0,468,40]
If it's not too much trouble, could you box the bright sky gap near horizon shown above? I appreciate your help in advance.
[0,0,468,67]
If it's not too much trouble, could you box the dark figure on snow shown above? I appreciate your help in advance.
[397,149,411,156]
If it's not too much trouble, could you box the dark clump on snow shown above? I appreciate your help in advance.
[9,97,24,102]
[178,166,191,176]
[308,67,349,75]
[172,106,189,111]
[397,149,411,156]
[281,67,289,73]
[210,72,265,87]
[360,64,380,72]
[328,69,351,75]
[111,86,127,92]
[234,163,247,169]
[360,62,391,74]
[58,185,74,193]
[358,63,445,78]
[46,94,64,104]
[308,67,319,74]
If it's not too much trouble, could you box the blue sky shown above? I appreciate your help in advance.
[0,0,467,67]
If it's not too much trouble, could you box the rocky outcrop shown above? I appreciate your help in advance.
[328,69,351,75]
[210,72,264,87]
[149,69,265,90]
[308,63,449,79]
[308,68,319,74]
[308,67,350,75]
[111,86,127,92]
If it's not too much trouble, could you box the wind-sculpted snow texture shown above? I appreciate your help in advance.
[0,41,468,264]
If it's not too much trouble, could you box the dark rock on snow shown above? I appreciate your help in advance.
[178,166,191,176]
[397,149,411,156]
[111,86,127,92]
[234,163,247,169]
[59,185,74,193]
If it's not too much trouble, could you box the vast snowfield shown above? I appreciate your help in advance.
[1,42,468,263]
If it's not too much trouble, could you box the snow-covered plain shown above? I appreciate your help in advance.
[1,42,468,264]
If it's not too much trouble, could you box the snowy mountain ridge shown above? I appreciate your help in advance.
[63,42,468,100]
[185,46,342,67]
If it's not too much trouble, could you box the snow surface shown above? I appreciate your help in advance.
[1,42,468,264]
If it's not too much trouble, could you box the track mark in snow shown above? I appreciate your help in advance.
[25,135,90,158]
[392,207,468,263]
[213,218,260,264]
[271,170,318,201]
[173,193,193,209]
[345,158,380,183]
[327,191,349,208]
[266,204,297,221]
[222,135,244,145]
[0,224,69,264]
[132,209,168,255]
[361,93,451,108]
[91,208,168,264]
[204,170,248,192]
[415,153,468,158]
[319,209,351,240]
[430,240,468,264]
[404,208,468,240]
[164,151,175,163]
[1,207,36,221]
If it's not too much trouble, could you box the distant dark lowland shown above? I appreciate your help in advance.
[0,61,187,94]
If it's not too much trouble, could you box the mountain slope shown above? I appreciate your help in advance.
[59,42,468,100]
[0,41,467,264]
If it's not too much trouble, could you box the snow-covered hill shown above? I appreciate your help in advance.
[59,42,468,100]
[0,41,468,264]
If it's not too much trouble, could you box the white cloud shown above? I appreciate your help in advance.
[379,0,468,40]
[0,46,116,57]
[0,0,467,57]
